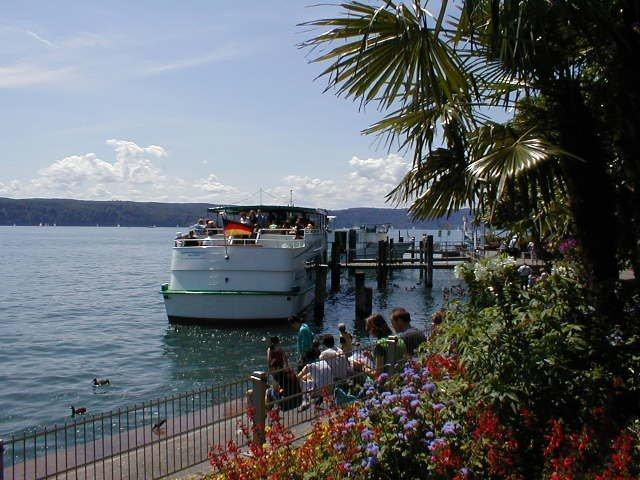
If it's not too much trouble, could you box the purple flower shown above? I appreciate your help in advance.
[391,406,407,417]
[333,442,345,452]
[423,382,436,394]
[433,402,445,412]
[459,467,471,477]
[366,442,379,456]
[425,430,434,439]
[357,408,369,419]
[376,373,389,383]
[428,438,446,452]
[342,462,352,472]
[344,417,356,428]
[362,456,377,469]
[361,428,375,442]
[410,399,420,409]
[404,419,419,431]
[442,421,458,435]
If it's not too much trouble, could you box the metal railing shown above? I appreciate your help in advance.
[1,378,251,480]
[1,338,411,480]
[173,228,321,248]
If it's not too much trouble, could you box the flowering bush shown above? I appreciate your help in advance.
[207,257,640,479]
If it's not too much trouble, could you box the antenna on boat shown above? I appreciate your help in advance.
[289,189,293,207]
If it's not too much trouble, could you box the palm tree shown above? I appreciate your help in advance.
[301,0,639,293]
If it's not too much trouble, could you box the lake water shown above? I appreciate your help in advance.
[0,226,461,436]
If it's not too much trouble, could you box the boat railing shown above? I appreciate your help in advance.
[174,236,306,248]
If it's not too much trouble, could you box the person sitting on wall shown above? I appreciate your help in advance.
[319,334,350,381]
[390,307,426,356]
[337,323,353,354]
[297,351,332,411]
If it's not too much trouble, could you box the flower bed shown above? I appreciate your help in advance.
[205,257,640,479]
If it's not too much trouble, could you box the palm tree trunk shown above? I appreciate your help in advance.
[552,80,619,289]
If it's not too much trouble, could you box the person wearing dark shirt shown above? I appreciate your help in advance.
[390,307,426,356]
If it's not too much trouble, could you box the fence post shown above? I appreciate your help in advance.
[250,372,267,445]
[0,438,4,480]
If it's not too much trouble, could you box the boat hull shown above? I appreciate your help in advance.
[161,230,325,325]
[162,286,315,325]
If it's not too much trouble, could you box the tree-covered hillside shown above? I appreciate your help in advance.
[0,198,467,228]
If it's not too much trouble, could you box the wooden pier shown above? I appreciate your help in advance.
[312,235,473,321]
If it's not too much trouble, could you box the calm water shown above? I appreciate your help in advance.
[0,227,460,436]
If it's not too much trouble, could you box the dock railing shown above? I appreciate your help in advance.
[1,378,252,480]
[1,339,411,480]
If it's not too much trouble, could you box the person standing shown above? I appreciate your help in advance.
[390,308,426,356]
[337,323,353,354]
[288,315,314,369]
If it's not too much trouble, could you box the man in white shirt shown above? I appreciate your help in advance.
[318,335,350,380]
[297,354,332,411]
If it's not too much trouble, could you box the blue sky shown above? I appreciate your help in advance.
[0,1,410,208]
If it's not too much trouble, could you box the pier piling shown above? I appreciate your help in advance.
[314,264,328,320]
[330,247,341,292]
[425,235,434,287]
[376,240,388,289]
[347,229,357,263]
[355,272,372,319]
[419,238,425,279]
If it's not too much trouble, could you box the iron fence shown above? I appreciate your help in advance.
[1,378,251,480]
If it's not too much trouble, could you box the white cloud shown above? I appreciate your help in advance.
[144,45,241,75]
[0,139,238,203]
[268,154,410,209]
[0,63,76,88]
[25,30,55,48]
[0,142,408,208]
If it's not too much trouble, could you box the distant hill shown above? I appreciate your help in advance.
[0,197,468,229]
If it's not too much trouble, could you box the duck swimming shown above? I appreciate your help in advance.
[71,406,87,416]
[92,378,110,386]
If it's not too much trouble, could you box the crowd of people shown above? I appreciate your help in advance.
[263,309,444,412]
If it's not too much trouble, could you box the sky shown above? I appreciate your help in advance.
[0,1,413,209]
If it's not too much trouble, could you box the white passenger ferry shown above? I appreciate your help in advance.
[161,205,328,325]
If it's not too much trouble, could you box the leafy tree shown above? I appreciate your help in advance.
[301,0,640,299]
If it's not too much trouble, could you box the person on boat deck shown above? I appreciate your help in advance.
[192,218,206,236]
[288,315,314,369]
[390,308,426,356]
[256,209,268,228]
[239,212,251,225]
[248,210,257,226]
